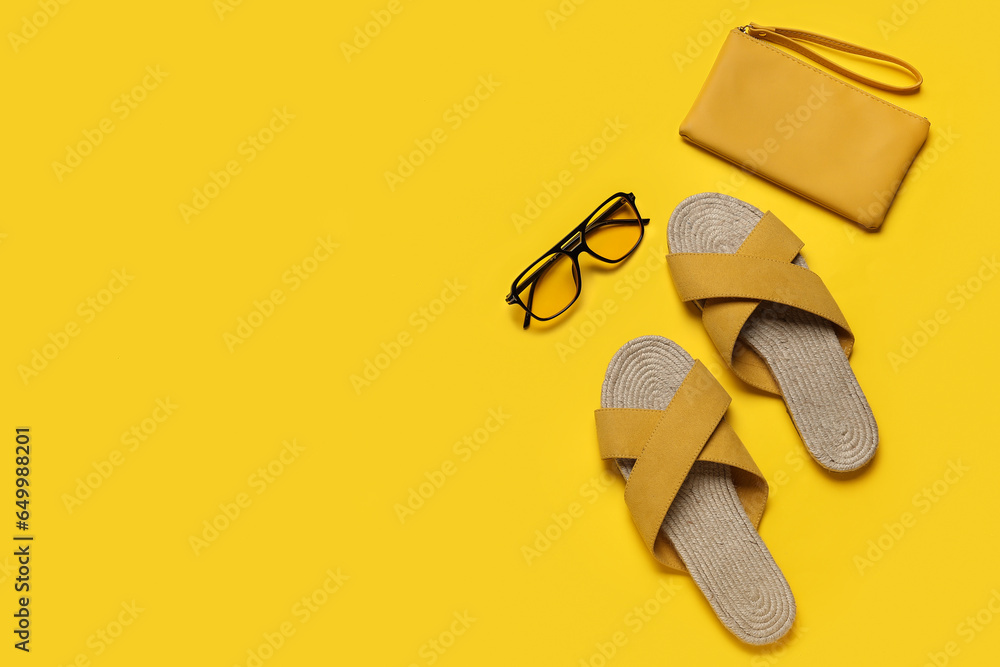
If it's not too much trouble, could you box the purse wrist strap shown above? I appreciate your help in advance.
[742,22,923,94]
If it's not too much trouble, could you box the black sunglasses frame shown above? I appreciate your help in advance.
[505,192,649,329]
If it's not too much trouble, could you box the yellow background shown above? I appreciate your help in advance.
[2,0,998,664]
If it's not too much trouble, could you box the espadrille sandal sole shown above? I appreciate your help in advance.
[667,193,878,472]
[596,336,795,645]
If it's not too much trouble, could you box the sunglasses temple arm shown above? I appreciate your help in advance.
[522,281,535,329]
[599,195,639,219]
[519,251,562,287]
[512,250,563,327]
[587,217,651,230]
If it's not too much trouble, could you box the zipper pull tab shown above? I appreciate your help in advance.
[747,23,775,38]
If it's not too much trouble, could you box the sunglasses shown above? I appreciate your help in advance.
[506,192,649,329]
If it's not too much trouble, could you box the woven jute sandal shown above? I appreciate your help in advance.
[596,335,795,645]
[667,193,878,472]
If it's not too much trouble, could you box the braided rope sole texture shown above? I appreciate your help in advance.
[667,193,878,472]
[601,336,795,645]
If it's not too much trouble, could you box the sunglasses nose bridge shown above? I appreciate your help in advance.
[560,230,585,254]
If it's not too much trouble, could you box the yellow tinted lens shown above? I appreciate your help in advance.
[516,252,579,319]
[584,197,642,261]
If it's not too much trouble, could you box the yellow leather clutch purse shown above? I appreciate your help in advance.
[679,23,929,230]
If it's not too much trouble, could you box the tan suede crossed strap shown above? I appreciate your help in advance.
[595,361,768,572]
[667,212,854,395]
